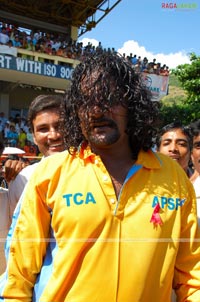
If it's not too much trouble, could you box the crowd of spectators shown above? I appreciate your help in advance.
[0,21,169,76]
[0,111,38,158]
[125,54,169,75]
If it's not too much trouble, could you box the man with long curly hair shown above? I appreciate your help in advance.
[1,52,200,302]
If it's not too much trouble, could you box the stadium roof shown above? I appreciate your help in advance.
[0,0,121,36]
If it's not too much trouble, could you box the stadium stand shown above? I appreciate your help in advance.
[0,0,169,161]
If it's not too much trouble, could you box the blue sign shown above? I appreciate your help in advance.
[0,54,74,80]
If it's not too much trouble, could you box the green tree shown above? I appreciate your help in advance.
[159,102,200,126]
[172,53,200,105]
[159,53,200,125]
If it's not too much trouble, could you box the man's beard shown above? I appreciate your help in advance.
[87,126,120,147]
[86,117,120,147]
[88,132,120,146]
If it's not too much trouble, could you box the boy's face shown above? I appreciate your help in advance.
[32,108,64,157]
[191,134,200,174]
[158,128,190,171]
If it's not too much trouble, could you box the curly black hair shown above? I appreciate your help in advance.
[61,51,160,159]
[189,119,200,138]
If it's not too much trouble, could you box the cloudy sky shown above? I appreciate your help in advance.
[78,0,200,69]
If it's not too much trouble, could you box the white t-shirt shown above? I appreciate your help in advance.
[0,162,39,273]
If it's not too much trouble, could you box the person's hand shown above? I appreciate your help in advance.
[3,160,25,183]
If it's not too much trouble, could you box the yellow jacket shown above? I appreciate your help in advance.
[1,148,200,302]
